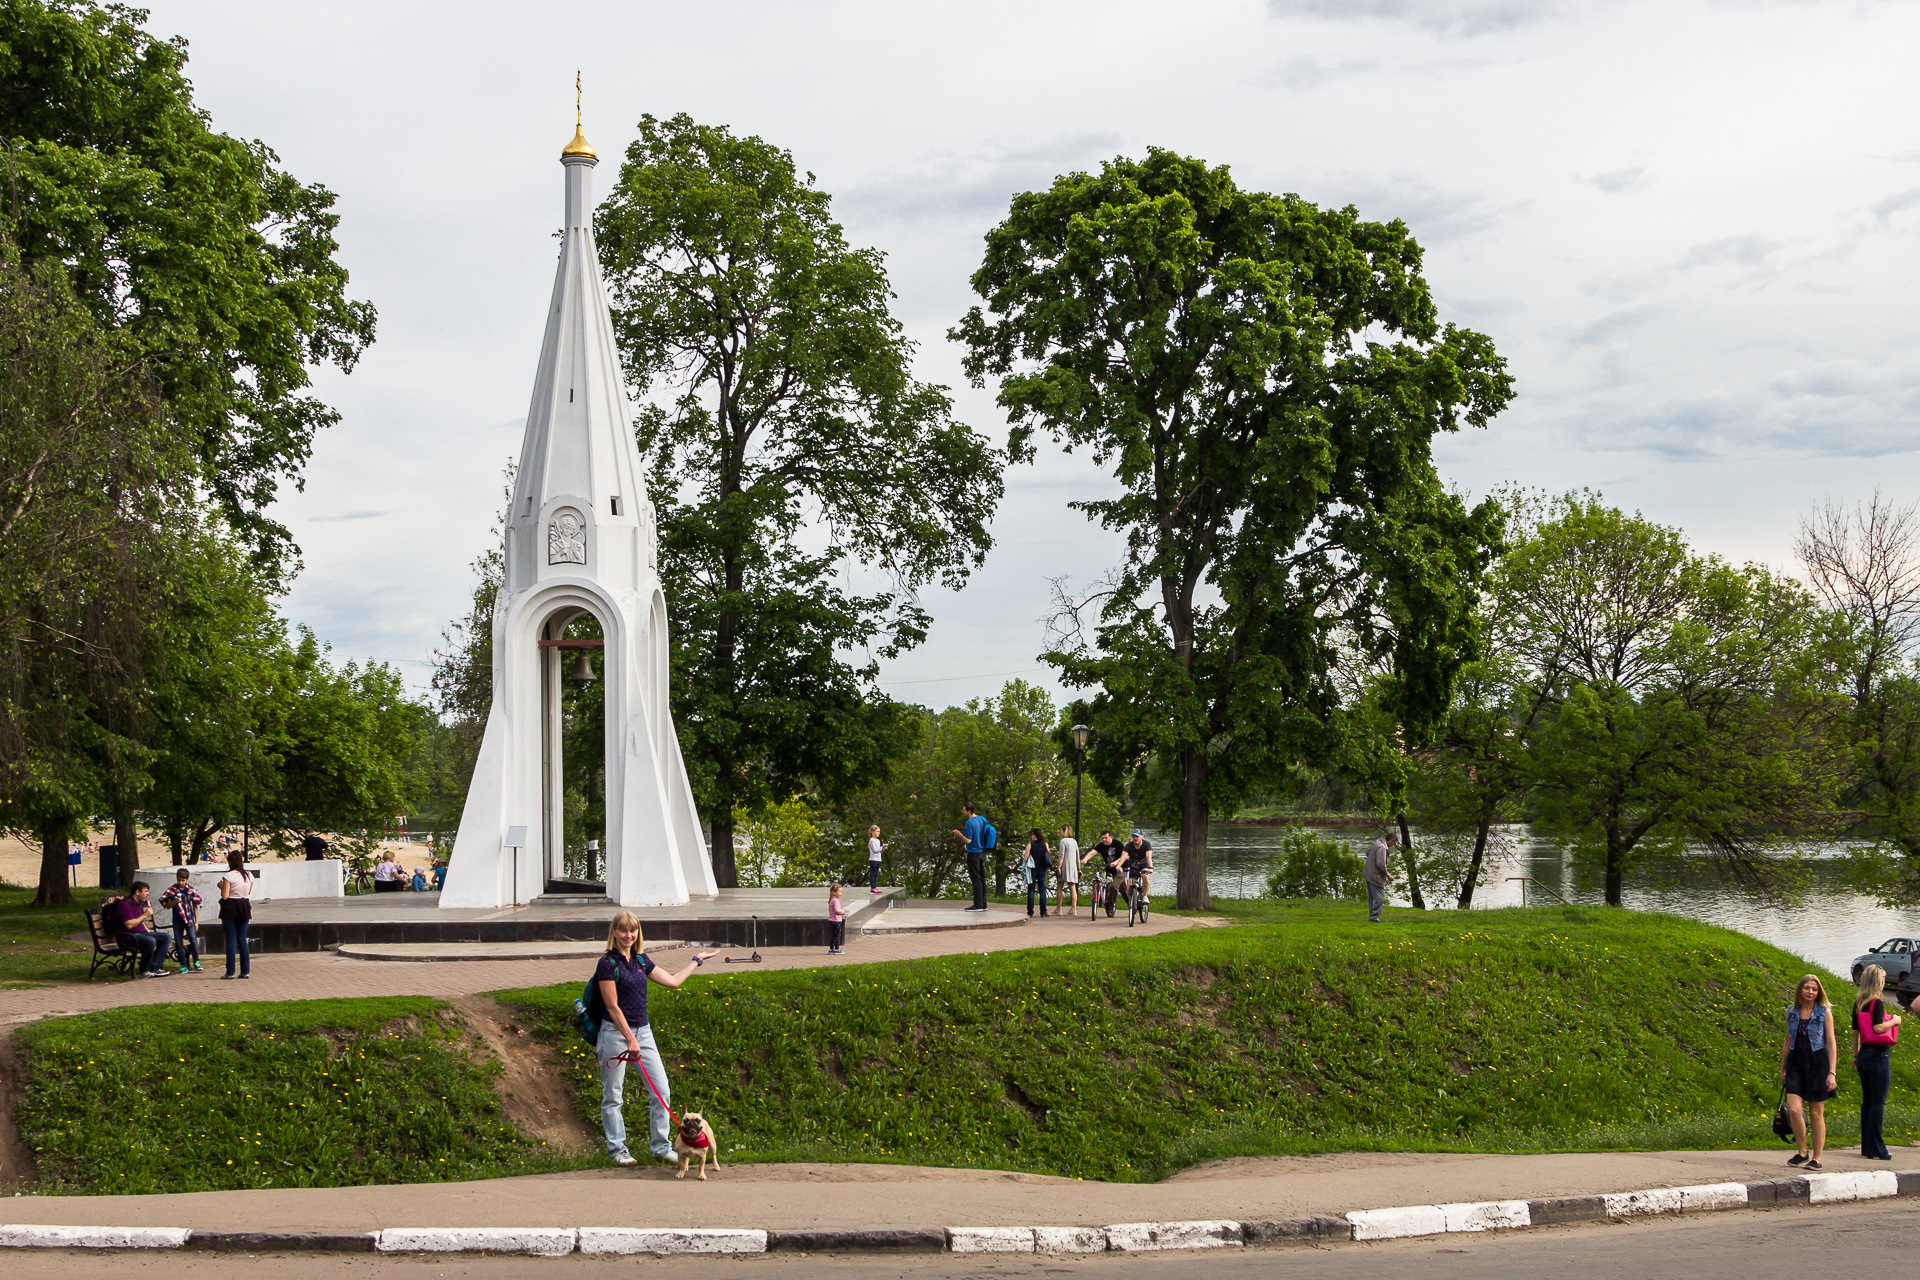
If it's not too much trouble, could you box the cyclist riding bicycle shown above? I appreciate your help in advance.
[1118,829,1153,901]
[1092,830,1124,907]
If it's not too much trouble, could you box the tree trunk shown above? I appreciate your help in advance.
[1604,825,1625,907]
[1178,750,1210,910]
[1396,813,1426,910]
[1457,816,1491,909]
[115,810,139,885]
[167,821,184,866]
[189,820,215,865]
[34,825,72,906]
[710,810,738,889]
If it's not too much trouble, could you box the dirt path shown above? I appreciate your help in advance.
[0,1025,32,1192]
[448,993,600,1154]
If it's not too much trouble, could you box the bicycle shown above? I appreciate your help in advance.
[1128,872,1152,927]
[344,858,374,895]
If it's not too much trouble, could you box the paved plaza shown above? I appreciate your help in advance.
[0,902,1208,1026]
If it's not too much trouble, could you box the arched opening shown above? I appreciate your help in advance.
[539,607,607,894]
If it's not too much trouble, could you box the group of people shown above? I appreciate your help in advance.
[371,846,443,892]
[101,851,257,979]
[1778,966,1903,1167]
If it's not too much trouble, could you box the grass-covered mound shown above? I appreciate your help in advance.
[497,902,1920,1181]
[12,997,572,1194]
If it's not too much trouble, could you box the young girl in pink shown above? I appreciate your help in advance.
[826,883,846,955]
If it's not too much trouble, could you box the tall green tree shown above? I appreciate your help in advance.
[955,149,1511,908]
[1500,498,1842,906]
[595,114,997,885]
[1,0,376,574]
[0,242,175,903]
[1795,493,1920,903]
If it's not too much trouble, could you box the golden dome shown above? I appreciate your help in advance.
[562,126,596,159]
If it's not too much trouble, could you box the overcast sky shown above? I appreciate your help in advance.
[139,0,1919,709]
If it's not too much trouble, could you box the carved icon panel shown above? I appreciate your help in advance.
[548,509,587,565]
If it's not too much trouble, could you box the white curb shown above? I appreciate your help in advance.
[1680,1183,1749,1212]
[1105,1220,1242,1251]
[950,1226,1036,1253]
[375,1228,577,1255]
[1440,1200,1531,1232]
[1603,1187,1682,1217]
[1035,1225,1109,1253]
[1806,1171,1899,1203]
[1348,1204,1449,1241]
[577,1228,766,1255]
[0,1225,190,1250]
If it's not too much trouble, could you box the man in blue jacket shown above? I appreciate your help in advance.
[950,803,988,911]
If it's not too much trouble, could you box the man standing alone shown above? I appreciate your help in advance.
[1364,831,1397,923]
[951,803,988,911]
[302,829,329,861]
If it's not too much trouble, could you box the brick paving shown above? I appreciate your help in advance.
[0,904,1205,1025]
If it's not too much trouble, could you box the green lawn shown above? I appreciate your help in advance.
[0,881,123,987]
[11,998,579,1194]
[494,901,1919,1182]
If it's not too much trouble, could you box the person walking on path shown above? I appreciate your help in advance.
[1364,832,1397,923]
[105,882,173,977]
[866,826,887,894]
[158,868,204,973]
[1852,964,1902,1160]
[593,912,717,1167]
[217,851,254,980]
[1056,824,1081,913]
[1024,830,1051,918]
[827,883,847,955]
[952,803,989,911]
[1781,973,1839,1169]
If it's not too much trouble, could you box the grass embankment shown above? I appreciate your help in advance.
[496,902,1920,1182]
[0,881,118,987]
[11,997,579,1194]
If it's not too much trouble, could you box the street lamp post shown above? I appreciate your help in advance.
[1070,724,1093,844]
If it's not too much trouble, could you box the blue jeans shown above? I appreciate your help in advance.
[868,860,880,892]
[172,919,200,966]
[1857,1046,1892,1158]
[1027,867,1049,916]
[121,931,168,973]
[597,1021,671,1161]
[222,918,250,976]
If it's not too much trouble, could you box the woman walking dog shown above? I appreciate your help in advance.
[593,912,717,1167]
[1780,973,1839,1170]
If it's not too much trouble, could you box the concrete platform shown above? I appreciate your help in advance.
[859,907,1028,934]
[188,887,906,953]
[332,939,696,962]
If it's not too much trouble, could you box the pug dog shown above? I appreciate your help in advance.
[673,1110,720,1181]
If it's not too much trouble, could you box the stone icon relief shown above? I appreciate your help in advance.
[548,508,587,565]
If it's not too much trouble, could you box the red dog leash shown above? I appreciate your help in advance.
[601,1048,679,1126]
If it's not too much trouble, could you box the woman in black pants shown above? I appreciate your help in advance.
[1852,964,1902,1160]
[1780,974,1838,1169]
[1024,829,1051,918]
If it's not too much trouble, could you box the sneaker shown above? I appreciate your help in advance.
[1805,1159,1823,1171]
[220,973,236,980]
[611,1153,637,1167]
[238,973,250,979]
[1787,1154,1808,1166]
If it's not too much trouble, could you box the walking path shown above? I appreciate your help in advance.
[6,1147,1912,1233]
[0,902,1206,1025]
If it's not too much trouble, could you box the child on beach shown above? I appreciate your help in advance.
[826,883,846,955]
[158,868,204,972]
[411,866,427,891]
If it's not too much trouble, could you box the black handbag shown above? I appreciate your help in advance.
[1772,1088,1794,1142]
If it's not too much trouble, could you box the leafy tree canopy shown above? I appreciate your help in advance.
[0,0,376,574]
[955,148,1512,908]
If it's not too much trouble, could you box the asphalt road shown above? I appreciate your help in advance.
[0,1200,1896,1279]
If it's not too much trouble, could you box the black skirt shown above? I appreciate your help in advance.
[1784,1027,1836,1102]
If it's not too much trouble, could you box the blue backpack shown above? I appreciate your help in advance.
[980,820,998,851]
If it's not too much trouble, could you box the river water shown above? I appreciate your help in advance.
[1137,822,1920,978]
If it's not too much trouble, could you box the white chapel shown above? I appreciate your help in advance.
[440,112,714,909]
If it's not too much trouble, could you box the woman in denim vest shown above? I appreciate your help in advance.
[1852,965,1902,1161]
[1780,974,1838,1170]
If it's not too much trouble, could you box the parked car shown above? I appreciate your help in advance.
[1851,937,1920,986]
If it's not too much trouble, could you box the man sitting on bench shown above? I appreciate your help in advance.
[105,882,173,978]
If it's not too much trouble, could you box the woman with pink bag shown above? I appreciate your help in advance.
[1852,965,1902,1161]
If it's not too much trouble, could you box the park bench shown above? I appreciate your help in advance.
[84,903,139,981]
